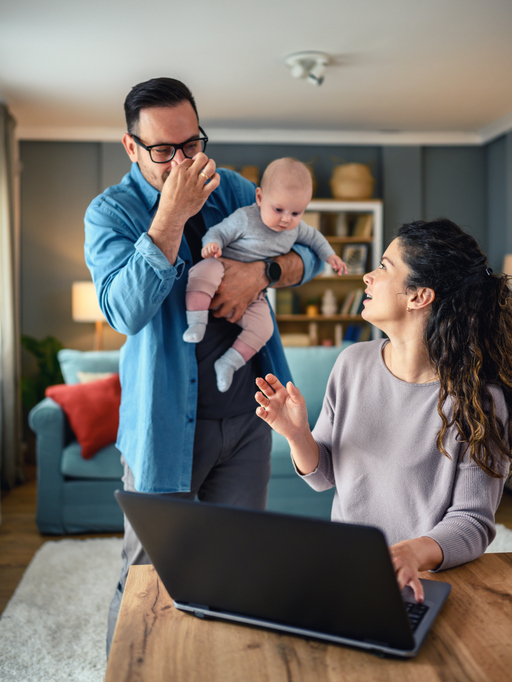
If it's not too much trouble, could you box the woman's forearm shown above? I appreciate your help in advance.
[289,431,321,475]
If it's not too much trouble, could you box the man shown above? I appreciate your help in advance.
[84,77,323,654]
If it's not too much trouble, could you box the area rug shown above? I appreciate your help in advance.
[1,526,512,682]
[0,537,122,682]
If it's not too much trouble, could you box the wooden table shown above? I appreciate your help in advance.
[105,553,512,682]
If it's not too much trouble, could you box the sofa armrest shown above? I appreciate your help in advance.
[29,397,69,533]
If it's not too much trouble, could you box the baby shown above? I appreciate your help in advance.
[183,157,347,392]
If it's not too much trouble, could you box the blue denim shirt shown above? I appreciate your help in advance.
[84,163,323,492]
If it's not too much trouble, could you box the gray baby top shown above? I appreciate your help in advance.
[202,203,335,263]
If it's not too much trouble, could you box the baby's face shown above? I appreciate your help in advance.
[255,184,311,232]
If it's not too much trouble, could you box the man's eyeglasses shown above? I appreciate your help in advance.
[130,127,208,164]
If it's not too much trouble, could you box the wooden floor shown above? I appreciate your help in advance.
[1,467,511,616]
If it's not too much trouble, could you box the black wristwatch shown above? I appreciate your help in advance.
[264,258,282,287]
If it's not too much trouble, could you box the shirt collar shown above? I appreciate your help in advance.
[130,162,160,213]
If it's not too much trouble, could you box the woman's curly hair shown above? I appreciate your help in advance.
[397,218,512,477]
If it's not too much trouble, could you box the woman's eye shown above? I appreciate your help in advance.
[379,261,385,269]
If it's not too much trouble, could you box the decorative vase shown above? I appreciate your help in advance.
[321,289,337,316]
[330,163,375,200]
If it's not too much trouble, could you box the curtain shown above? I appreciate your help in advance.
[0,103,23,491]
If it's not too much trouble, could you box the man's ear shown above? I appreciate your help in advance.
[122,133,138,163]
[409,287,435,311]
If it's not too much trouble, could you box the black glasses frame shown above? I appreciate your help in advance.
[130,126,208,163]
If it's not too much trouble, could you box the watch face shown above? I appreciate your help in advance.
[267,260,281,284]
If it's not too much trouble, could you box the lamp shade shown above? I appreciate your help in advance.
[503,255,512,277]
[72,282,106,322]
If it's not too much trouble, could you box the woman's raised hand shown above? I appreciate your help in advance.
[255,374,309,439]
[256,374,320,475]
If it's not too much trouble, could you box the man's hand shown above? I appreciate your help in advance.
[149,153,220,264]
[211,259,266,323]
[202,242,222,259]
[211,250,306,323]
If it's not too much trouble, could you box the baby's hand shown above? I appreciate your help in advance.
[326,254,348,276]
[202,242,222,259]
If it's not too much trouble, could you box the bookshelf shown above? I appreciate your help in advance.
[268,199,383,346]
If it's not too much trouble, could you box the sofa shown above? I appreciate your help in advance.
[29,345,349,534]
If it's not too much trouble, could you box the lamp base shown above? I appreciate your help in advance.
[94,320,104,351]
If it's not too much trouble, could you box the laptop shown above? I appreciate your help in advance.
[115,490,451,658]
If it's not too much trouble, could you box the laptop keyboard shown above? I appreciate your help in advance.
[405,602,429,631]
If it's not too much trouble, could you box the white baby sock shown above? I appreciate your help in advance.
[214,348,246,393]
[183,310,208,343]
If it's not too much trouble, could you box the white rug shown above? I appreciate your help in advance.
[0,537,122,682]
[1,526,511,682]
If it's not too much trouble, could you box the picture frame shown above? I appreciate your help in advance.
[342,244,368,275]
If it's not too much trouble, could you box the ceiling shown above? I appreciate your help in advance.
[2,0,512,145]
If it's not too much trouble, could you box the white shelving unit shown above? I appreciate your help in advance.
[269,199,383,346]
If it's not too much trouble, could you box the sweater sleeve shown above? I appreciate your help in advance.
[294,221,336,262]
[426,385,509,570]
[426,460,508,570]
[202,208,249,250]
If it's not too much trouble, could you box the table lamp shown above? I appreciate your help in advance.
[72,281,107,350]
[503,254,512,278]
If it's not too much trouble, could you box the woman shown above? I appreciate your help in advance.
[255,219,512,602]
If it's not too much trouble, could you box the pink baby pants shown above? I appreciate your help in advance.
[187,258,274,352]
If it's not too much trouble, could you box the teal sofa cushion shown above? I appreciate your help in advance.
[271,344,350,474]
[284,344,349,424]
[58,349,120,385]
[61,441,123,479]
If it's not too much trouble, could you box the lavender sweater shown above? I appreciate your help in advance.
[303,339,509,570]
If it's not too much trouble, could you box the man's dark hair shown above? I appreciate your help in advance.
[124,77,198,134]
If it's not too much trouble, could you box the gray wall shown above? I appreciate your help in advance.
[19,140,130,354]
[19,136,510,370]
[382,145,488,252]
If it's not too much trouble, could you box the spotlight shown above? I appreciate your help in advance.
[284,51,331,87]
[307,61,326,86]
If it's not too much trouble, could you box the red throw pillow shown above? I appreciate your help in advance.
[46,374,121,459]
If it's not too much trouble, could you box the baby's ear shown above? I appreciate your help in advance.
[255,187,263,206]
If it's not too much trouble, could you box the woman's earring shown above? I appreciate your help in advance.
[407,306,411,312]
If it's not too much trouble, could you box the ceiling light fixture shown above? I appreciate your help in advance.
[284,51,332,86]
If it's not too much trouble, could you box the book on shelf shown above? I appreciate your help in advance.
[275,289,300,315]
[304,211,321,230]
[334,213,349,236]
[349,289,365,315]
[358,325,372,342]
[344,324,361,342]
[352,213,373,238]
[341,289,357,314]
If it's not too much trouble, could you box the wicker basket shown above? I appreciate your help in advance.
[330,163,374,200]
